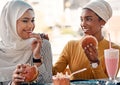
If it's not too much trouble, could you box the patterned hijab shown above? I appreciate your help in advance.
[0,0,34,81]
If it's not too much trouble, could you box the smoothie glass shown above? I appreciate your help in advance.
[104,48,119,85]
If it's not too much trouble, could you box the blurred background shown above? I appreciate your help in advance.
[0,0,120,64]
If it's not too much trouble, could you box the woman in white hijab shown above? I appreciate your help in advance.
[0,0,52,85]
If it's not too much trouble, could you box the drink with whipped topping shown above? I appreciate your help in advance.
[52,73,70,85]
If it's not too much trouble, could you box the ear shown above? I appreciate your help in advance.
[100,20,106,26]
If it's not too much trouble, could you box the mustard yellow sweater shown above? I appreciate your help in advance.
[53,38,120,80]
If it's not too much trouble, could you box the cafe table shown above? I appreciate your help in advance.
[21,78,120,85]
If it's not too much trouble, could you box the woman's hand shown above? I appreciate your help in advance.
[83,43,99,63]
[40,33,49,40]
[30,33,42,59]
[11,64,25,85]
[29,33,43,66]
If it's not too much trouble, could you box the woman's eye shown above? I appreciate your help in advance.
[31,20,35,22]
[22,20,28,23]
[87,18,92,21]
[80,18,83,22]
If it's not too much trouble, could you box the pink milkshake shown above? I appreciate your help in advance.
[104,49,119,78]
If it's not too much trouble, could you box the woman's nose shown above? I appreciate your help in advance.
[28,22,34,29]
[81,20,86,27]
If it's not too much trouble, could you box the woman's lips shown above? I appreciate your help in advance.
[83,29,88,32]
[26,30,32,33]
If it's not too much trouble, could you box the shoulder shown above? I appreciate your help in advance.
[102,39,120,49]
[67,40,80,46]
[64,40,80,49]
[112,42,120,50]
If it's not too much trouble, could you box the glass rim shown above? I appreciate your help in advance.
[104,48,119,52]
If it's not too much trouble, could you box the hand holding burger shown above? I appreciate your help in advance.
[81,35,99,67]
[81,35,98,49]
[20,64,39,82]
[11,64,39,85]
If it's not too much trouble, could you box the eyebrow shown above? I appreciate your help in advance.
[80,16,93,19]
[85,16,93,18]
[21,17,34,20]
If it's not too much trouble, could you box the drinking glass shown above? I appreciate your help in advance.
[104,49,119,85]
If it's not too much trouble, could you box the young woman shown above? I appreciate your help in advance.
[53,0,120,80]
[0,0,52,85]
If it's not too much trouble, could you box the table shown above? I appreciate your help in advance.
[21,79,120,85]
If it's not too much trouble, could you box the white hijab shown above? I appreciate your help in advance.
[0,0,34,82]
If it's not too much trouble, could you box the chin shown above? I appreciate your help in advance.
[84,33,91,35]
[84,31,93,35]
[21,36,29,40]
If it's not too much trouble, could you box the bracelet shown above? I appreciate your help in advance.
[33,57,42,63]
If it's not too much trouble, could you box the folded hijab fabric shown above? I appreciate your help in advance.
[0,0,34,81]
[83,0,112,22]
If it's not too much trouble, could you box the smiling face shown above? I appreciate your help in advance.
[17,9,35,39]
[80,8,105,36]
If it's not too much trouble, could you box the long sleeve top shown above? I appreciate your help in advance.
[26,39,53,84]
[53,38,120,80]
[0,39,52,85]
[36,39,53,83]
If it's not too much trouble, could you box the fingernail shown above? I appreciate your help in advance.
[87,45,89,47]
[90,43,92,46]
[90,52,92,55]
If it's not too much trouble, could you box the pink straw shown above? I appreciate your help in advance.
[108,33,112,49]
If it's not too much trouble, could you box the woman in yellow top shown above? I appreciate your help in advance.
[53,0,120,80]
